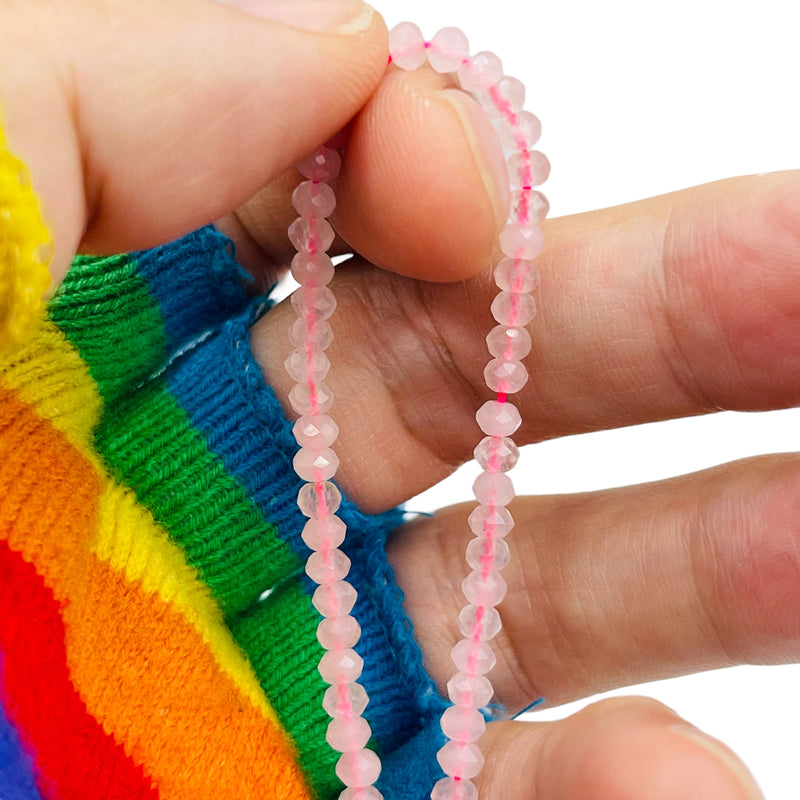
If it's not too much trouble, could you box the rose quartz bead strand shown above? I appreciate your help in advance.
[287,145,383,800]
[388,24,549,800]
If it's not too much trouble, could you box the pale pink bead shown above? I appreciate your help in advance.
[447,672,494,709]
[490,290,537,326]
[509,189,549,226]
[457,51,503,92]
[436,740,485,779]
[483,357,528,394]
[293,446,340,482]
[486,325,532,360]
[317,613,361,650]
[427,27,469,73]
[301,515,346,551]
[284,348,330,384]
[292,180,336,218]
[466,537,511,572]
[289,317,333,350]
[290,252,335,286]
[335,748,382,786]
[323,681,369,719]
[468,504,515,538]
[431,776,478,800]
[327,715,372,752]
[306,547,351,585]
[450,638,497,676]
[440,705,486,743]
[475,399,521,437]
[340,787,383,800]
[312,579,357,617]
[472,471,515,506]
[494,256,540,293]
[458,604,502,642]
[495,76,526,114]
[288,217,335,254]
[318,648,364,684]
[293,414,339,449]
[297,146,341,182]
[288,381,334,415]
[497,110,542,151]
[499,223,544,260]
[296,480,341,518]
[462,570,508,607]
[473,435,520,473]
[388,21,427,70]
[291,286,337,320]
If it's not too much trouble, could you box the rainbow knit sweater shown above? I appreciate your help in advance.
[0,218,452,795]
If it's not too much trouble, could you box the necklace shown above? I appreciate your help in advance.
[285,22,549,800]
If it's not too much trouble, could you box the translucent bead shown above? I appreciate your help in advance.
[486,325,532,360]
[288,381,334,415]
[462,570,508,607]
[473,435,520,473]
[458,604,502,642]
[340,788,383,800]
[297,146,341,182]
[447,672,494,709]
[335,748,382,786]
[451,638,497,676]
[499,223,544,260]
[484,357,528,394]
[427,27,469,73]
[306,547,351,585]
[290,252,335,286]
[388,21,427,70]
[507,149,551,189]
[490,290,537,326]
[431,776,478,800]
[289,317,333,350]
[327,715,372,752]
[312,579,357,617]
[291,286,337,320]
[292,180,336,218]
[457,51,503,92]
[466,537,511,572]
[323,682,369,719]
[293,414,339,449]
[284,348,330,384]
[301,515,346,550]
[472,471,515,506]
[496,110,542,151]
[440,705,486,743]
[293,446,340,482]
[494,75,526,115]
[288,217,335,254]
[318,648,364,684]
[468,504,514,539]
[494,256,540,294]
[509,189,549,226]
[317,613,361,650]
[296,480,342,518]
[475,399,521,437]
[436,740,485,779]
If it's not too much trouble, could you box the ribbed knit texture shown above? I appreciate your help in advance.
[0,224,449,800]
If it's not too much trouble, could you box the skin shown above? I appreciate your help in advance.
[2,1,794,797]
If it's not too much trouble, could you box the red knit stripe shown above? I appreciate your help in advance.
[0,540,159,800]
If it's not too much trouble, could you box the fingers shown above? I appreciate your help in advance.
[478,697,763,800]
[387,453,800,712]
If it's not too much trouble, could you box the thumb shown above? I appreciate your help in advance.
[0,0,386,283]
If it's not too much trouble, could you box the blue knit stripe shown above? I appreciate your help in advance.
[0,677,44,800]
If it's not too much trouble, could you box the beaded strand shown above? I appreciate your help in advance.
[286,23,549,800]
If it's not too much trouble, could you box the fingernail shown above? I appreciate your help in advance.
[435,89,509,231]
[214,0,373,33]
[670,725,765,799]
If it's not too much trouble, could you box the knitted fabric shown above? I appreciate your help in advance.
[0,223,449,800]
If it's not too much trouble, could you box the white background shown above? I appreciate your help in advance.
[380,1,800,797]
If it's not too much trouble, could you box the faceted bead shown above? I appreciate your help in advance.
[473,435,520,473]
[490,290,537,326]
[289,317,333,350]
[306,547,351,585]
[288,216,335,254]
[427,27,469,73]
[440,705,486,743]
[290,252,335,286]
[296,480,342,517]
[340,788,383,800]
[335,748,382,786]
[475,399,521,437]
[462,570,508,607]
[301,515,346,550]
[288,381,334,415]
[466,537,511,572]
[495,75,526,114]
[327,715,372,752]
[293,446,340,482]
[447,672,494,709]
[431,776,478,800]
[486,324,532,360]
[323,681,369,719]
[291,285,337,320]
[499,223,544,260]
[507,149,550,189]
[317,613,361,650]
[494,256,540,294]
[388,21,427,70]
[293,414,339,449]
[468,504,514,539]
[472,471,515,507]
[312,579,357,617]
[297,146,341,182]
[458,604,502,642]
[318,648,364,684]
[509,189,549,226]
[284,348,330,384]
[496,110,542,151]
[484,357,528,394]
[450,638,497,676]
[436,740,485,779]
[292,180,336,218]
[457,51,503,92]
